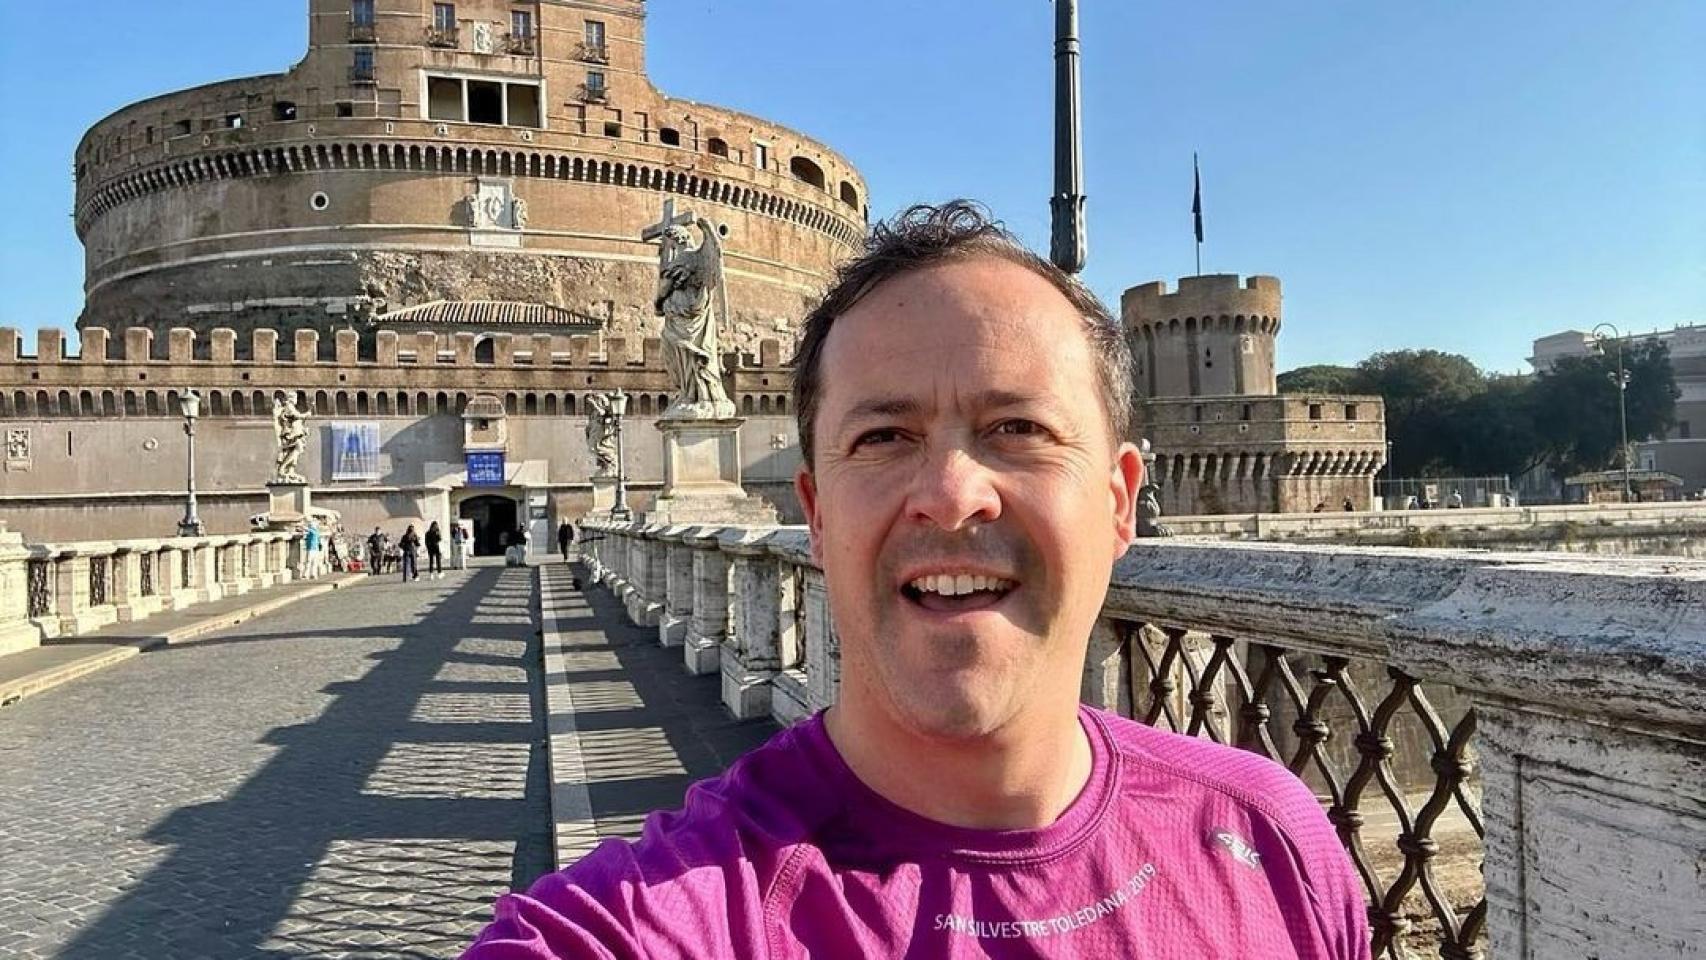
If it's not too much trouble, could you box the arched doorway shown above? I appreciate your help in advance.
[459,494,518,557]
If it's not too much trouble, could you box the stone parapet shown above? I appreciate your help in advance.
[578,520,1706,958]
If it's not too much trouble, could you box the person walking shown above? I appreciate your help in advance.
[366,526,385,575]
[425,520,445,579]
[399,524,421,582]
[450,521,468,570]
[302,521,322,579]
[557,520,575,562]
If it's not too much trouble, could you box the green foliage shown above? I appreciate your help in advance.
[1276,364,1358,394]
[1275,340,1678,480]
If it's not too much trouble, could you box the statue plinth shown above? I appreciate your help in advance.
[648,418,777,524]
[589,476,617,514]
[266,480,312,529]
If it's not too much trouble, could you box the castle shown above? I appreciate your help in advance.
[1122,275,1386,515]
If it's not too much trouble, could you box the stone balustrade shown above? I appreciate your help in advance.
[578,517,1706,959]
[0,527,304,655]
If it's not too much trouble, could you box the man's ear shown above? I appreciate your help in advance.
[1109,442,1143,559]
[795,464,824,564]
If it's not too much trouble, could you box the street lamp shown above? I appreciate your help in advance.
[607,389,632,522]
[177,390,205,536]
[1049,0,1086,274]
[1591,323,1633,502]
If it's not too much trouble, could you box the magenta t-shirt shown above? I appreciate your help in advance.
[464,707,1370,959]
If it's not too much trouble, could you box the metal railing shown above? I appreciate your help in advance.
[504,32,536,56]
[349,65,377,85]
[88,556,108,607]
[139,552,154,597]
[425,25,459,48]
[578,83,608,103]
[349,22,377,42]
[27,559,50,618]
[575,41,608,63]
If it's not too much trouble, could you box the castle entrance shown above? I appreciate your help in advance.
[458,495,518,556]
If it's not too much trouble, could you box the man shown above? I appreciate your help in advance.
[366,526,384,576]
[557,519,575,562]
[463,203,1369,958]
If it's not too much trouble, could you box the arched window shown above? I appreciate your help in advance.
[789,156,826,190]
[231,392,248,416]
[544,394,558,416]
[79,390,94,416]
[474,337,495,364]
[356,391,370,415]
[57,390,73,415]
[504,392,518,415]
[659,127,681,147]
[564,394,577,415]
[416,391,430,413]
[315,391,332,415]
[759,395,772,414]
[436,392,449,414]
[707,137,728,158]
[839,181,859,208]
[524,393,539,415]
[776,395,788,414]
[741,395,755,415]
[377,392,391,415]
[102,391,117,416]
[145,392,162,416]
[336,392,351,414]
[209,391,227,416]
[637,395,653,416]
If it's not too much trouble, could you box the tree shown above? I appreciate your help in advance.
[1276,364,1358,395]
[1530,339,1678,476]
[1352,350,1487,475]
[1447,375,1546,477]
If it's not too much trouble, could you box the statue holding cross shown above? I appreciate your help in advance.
[643,199,736,420]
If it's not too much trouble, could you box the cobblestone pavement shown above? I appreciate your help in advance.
[0,566,552,959]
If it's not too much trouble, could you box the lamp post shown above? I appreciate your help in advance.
[177,390,205,536]
[1049,0,1086,274]
[608,389,632,522]
[1591,323,1633,502]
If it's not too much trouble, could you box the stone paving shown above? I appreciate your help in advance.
[0,566,552,959]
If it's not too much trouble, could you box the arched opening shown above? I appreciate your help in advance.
[544,394,558,416]
[776,395,788,414]
[336,392,352,414]
[145,392,162,416]
[564,394,577,415]
[504,393,518,415]
[474,337,495,364]
[759,395,772,414]
[524,393,538,415]
[741,395,755,415]
[356,391,370,415]
[436,392,449,414]
[415,391,430,413]
[231,392,248,416]
[57,390,73,415]
[315,391,331,415]
[659,127,681,147]
[789,156,826,190]
[839,181,859,208]
[637,395,653,416]
[101,391,116,416]
[79,390,94,416]
[209,391,228,416]
[707,137,728,158]
[377,392,392,415]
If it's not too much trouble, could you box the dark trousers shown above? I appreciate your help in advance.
[427,548,443,573]
[401,552,418,580]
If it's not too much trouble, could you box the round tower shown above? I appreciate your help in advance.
[1120,274,1281,398]
[72,0,867,357]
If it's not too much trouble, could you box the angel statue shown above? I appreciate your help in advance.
[272,393,311,484]
[584,393,619,477]
[650,212,736,420]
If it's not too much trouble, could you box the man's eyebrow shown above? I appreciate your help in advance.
[836,391,1064,426]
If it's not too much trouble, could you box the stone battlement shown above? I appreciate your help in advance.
[1121,274,1282,330]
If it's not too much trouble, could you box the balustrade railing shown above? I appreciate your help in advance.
[578,519,1705,959]
[2,531,303,647]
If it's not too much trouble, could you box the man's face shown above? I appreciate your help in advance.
[796,256,1142,742]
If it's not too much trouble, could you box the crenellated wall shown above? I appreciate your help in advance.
[1122,275,1282,399]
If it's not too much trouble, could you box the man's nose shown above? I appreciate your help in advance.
[904,444,1002,531]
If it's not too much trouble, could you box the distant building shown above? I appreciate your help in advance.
[1123,275,1387,515]
[1530,324,1705,494]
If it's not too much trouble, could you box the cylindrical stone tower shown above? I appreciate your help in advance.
[1120,274,1281,398]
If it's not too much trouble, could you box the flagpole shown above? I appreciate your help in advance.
[1192,152,1203,276]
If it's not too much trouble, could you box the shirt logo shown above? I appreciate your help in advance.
[1211,830,1262,869]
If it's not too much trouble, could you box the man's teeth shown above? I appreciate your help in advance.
[907,574,1014,597]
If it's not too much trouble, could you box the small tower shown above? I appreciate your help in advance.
[1121,274,1281,399]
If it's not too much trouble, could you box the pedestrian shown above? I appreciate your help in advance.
[450,520,468,570]
[508,525,530,567]
[557,519,575,562]
[425,520,444,579]
[1342,498,1355,512]
[462,201,1369,958]
[1446,489,1464,509]
[302,520,321,579]
[366,526,384,575]
[398,524,421,581]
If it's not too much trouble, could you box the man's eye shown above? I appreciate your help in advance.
[853,429,902,448]
[993,419,1044,437]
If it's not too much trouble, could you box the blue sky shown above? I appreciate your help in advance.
[1,1,1700,374]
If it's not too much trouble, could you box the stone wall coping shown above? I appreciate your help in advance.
[678,525,729,549]
[713,526,783,555]
[1107,540,1706,732]
[763,529,815,567]
[19,532,300,560]
[654,524,696,544]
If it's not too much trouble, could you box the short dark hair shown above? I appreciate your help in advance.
[791,200,1133,467]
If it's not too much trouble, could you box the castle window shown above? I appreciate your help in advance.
[659,127,681,147]
[336,102,354,118]
[273,101,297,122]
[506,83,540,127]
[433,2,456,31]
[145,126,155,143]
[511,8,533,39]
[1344,403,1359,421]
[427,77,461,121]
[1192,404,1203,423]
[603,121,621,138]
[789,156,826,190]
[707,137,728,158]
[754,140,770,171]
[352,0,374,26]
[585,70,607,100]
[1308,403,1323,421]
[468,80,503,124]
[352,47,376,83]
[839,181,859,208]
[474,338,495,364]
[172,119,192,138]
[584,19,606,53]
[224,114,243,129]
[1240,403,1252,421]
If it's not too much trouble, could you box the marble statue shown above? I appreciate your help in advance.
[645,202,736,419]
[585,393,618,477]
[271,393,311,484]
[1135,482,1173,538]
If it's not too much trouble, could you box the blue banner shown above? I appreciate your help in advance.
[467,452,506,486]
[330,423,381,481]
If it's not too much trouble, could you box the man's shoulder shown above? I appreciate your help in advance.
[1092,708,1333,840]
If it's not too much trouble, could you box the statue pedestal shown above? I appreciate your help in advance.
[648,418,778,524]
[589,477,617,514]
[266,481,312,530]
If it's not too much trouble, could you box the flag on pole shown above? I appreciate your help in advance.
[1192,153,1204,244]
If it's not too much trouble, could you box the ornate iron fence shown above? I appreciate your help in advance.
[139,553,154,597]
[180,549,191,590]
[88,556,108,607]
[27,559,51,618]
[214,547,226,583]
[1107,619,1484,960]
